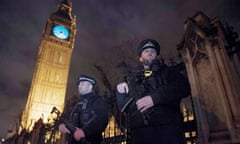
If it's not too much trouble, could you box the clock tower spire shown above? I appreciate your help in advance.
[21,1,76,131]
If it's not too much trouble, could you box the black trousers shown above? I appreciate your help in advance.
[130,124,186,144]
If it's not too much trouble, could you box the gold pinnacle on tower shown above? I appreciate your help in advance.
[21,0,76,131]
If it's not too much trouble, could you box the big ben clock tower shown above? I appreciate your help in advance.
[21,0,76,131]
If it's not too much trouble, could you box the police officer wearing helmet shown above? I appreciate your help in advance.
[116,39,191,144]
[58,75,108,144]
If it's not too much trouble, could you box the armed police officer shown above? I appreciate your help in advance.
[116,39,191,144]
[58,75,108,144]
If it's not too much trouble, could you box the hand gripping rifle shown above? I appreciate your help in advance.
[121,69,154,125]
[52,106,96,144]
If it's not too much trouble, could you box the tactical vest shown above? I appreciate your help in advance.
[69,96,98,128]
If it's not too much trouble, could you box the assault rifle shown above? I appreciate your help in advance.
[51,106,96,144]
[61,114,97,135]
[121,69,154,125]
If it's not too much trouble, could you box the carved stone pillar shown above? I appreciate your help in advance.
[178,11,240,143]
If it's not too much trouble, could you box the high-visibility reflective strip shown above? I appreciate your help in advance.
[144,70,152,77]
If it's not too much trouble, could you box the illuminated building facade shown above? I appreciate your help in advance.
[21,0,76,131]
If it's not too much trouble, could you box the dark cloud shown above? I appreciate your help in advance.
[0,0,239,138]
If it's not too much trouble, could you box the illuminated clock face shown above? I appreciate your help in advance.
[52,25,69,40]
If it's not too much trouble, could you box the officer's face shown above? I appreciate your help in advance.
[78,81,93,95]
[139,48,157,67]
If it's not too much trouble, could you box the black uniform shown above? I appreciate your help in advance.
[63,92,108,144]
[116,61,191,144]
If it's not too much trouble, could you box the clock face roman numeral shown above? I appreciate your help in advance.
[52,25,70,40]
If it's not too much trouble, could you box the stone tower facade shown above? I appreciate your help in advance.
[178,11,240,143]
[21,0,76,131]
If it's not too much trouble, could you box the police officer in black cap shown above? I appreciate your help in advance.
[116,39,190,144]
[58,75,108,144]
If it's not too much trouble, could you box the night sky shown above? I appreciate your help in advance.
[0,0,240,138]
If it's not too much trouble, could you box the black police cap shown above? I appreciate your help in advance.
[77,75,96,85]
[137,39,160,57]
